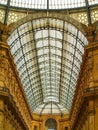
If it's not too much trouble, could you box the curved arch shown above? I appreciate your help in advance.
[7,14,88,115]
[45,118,57,130]
[9,12,86,36]
[46,118,57,125]
[39,102,63,116]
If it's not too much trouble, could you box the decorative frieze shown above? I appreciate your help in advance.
[0,41,32,130]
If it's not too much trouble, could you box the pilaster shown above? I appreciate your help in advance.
[70,42,98,130]
[0,99,4,130]
[88,100,95,130]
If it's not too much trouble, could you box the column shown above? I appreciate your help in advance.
[88,100,95,130]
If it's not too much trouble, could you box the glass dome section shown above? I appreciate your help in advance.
[9,0,86,9]
[34,102,69,115]
[0,0,98,9]
[7,17,88,115]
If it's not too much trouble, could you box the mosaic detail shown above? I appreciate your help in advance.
[8,11,27,24]
[70,11,88,25]
[91,9,98,23]
[0,9,5,23]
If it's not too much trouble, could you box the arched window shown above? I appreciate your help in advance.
[65,127,68,130]
[34,126,37,130]
[45,118,57,130]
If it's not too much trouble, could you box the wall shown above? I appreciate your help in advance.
[32,113,70,130]
[0,41,32,130]
[70,42,98,130]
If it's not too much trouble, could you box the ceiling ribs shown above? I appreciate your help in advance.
[4,0,10,24]
[7,18,88,114]
[85,0,92,25]
[59,21,65,104]
[65,30,79,108]
[31,20,44,106]
[17,28,37,109]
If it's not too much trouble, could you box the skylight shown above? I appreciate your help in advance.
[1,0,98,9]
[7,18,88,115]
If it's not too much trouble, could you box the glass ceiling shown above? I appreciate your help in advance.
[7,18,88,115]
[0,0,98,9]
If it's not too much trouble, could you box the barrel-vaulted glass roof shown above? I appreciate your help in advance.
[0,0,98,117]
[7,17,88,115]
[0,0,98,10]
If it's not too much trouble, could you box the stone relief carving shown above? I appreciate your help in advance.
[81,21,98,43]
[0,22,14,42]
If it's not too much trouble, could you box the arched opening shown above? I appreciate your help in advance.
[45,118,57,130]
[65,127,68,130]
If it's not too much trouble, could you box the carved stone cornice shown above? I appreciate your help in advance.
[85,42,98,52]
[0,86,29,130]
[0,41,32,129]
[81,21,98,43]
[84,86,98,98]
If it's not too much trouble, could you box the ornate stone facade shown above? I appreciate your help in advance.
[70,42,98,130]
[0,41,32,130]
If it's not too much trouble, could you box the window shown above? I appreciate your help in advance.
[45,118,57,130]
[34,126,37,130]
[65,127,68,130]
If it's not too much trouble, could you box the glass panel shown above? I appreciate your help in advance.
[10,0,47,9]
[7,18,88,114]
[0,0,7,4]
[8,0,87,9]
[89,0,98,5]
[1,0,98,11]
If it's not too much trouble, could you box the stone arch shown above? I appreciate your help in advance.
[9,12,86,36]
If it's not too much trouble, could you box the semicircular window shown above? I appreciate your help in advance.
[45,118,57,130]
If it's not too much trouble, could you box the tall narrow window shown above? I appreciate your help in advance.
[45,118,57,130]
[65,127,68,130]
[34,126,37,130]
